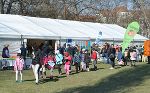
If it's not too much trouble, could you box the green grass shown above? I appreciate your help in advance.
[0,62,150,93]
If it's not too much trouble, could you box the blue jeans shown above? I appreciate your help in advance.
[105,53,109,64]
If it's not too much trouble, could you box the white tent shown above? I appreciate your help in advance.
[0,23,21,38]
[0,14,59,40]
[103,24,148,41]
[0,14,148,41]
[22,16,90,40]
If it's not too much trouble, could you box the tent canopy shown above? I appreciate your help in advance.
[0,14,148,41]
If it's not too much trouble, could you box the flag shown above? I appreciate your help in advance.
[95,31,102,45]
[122,21,140,53]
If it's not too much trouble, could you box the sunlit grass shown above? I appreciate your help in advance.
[0,62,150,93]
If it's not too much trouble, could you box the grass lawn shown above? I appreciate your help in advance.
[0,62,150,93]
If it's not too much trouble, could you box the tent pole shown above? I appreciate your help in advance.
[21,35,23,45]
[113,38,114,45]
[59,36,61,46]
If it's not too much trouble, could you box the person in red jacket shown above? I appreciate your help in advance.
[91,49,97,71]
[64,52,72,77]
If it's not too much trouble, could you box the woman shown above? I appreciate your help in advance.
[31,47,41,85]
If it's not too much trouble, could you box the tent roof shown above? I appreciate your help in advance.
[22,16,90,40]
[0,14,148,41]
[103,24,148,41]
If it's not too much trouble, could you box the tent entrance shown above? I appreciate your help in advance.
[26,39,55,56]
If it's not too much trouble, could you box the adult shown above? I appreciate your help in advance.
[40,41,50,79]
[31,47,41,85]
[2,44,10,58]
[2,44,10,69]
[57,44,65,55]
[105,43,110,64]
[20,44,27,69]
[108,44,116,69]
[84,49,91,71]
[66,44,73,57]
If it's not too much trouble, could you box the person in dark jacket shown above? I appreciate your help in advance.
[73,51,81,73]
[108,44,116,69]
[31,47,41,85]
[20,44,27,69]
[84,49,91,71]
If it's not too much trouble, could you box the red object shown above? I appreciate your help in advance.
[64,52,69,57]
[91,51,97,59]
[85,41,88,46]
[64,52,72,65]
[65,56,72,65]
[47,55,55,69]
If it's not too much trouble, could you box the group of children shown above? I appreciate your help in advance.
[116,48,140,67]
[13,48,98,84]
[13,45,142,84]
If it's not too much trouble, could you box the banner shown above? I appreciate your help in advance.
[95,31,102,45]
[121,21,140,53]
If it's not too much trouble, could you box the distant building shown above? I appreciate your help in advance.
[79,15,96,22]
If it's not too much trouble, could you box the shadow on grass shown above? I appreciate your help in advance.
[57,64,150,93]
[24,79,35,82]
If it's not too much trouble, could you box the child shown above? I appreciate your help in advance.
[14,53,24,82]
[55,50,63,76]
[64,52,72,77]
[130,49,137,66]
[46,53,55,79]
[91,49,97,71]
[73,51,81,73]
[41,55,47,79]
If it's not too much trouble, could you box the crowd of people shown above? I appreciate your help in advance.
[1,41,148,85]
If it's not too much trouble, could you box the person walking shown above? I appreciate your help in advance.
[73,51,81,73]
[64,52,72,77]
[91,49,98,71]
[55,50,63,77]
[108,44,116,69]
[31,47,41,85]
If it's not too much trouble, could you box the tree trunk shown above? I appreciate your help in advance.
[0,0,5,14]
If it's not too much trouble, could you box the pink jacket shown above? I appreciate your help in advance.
[130,52,137,61]
[14,57,24,71]
[65,56,72,65]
